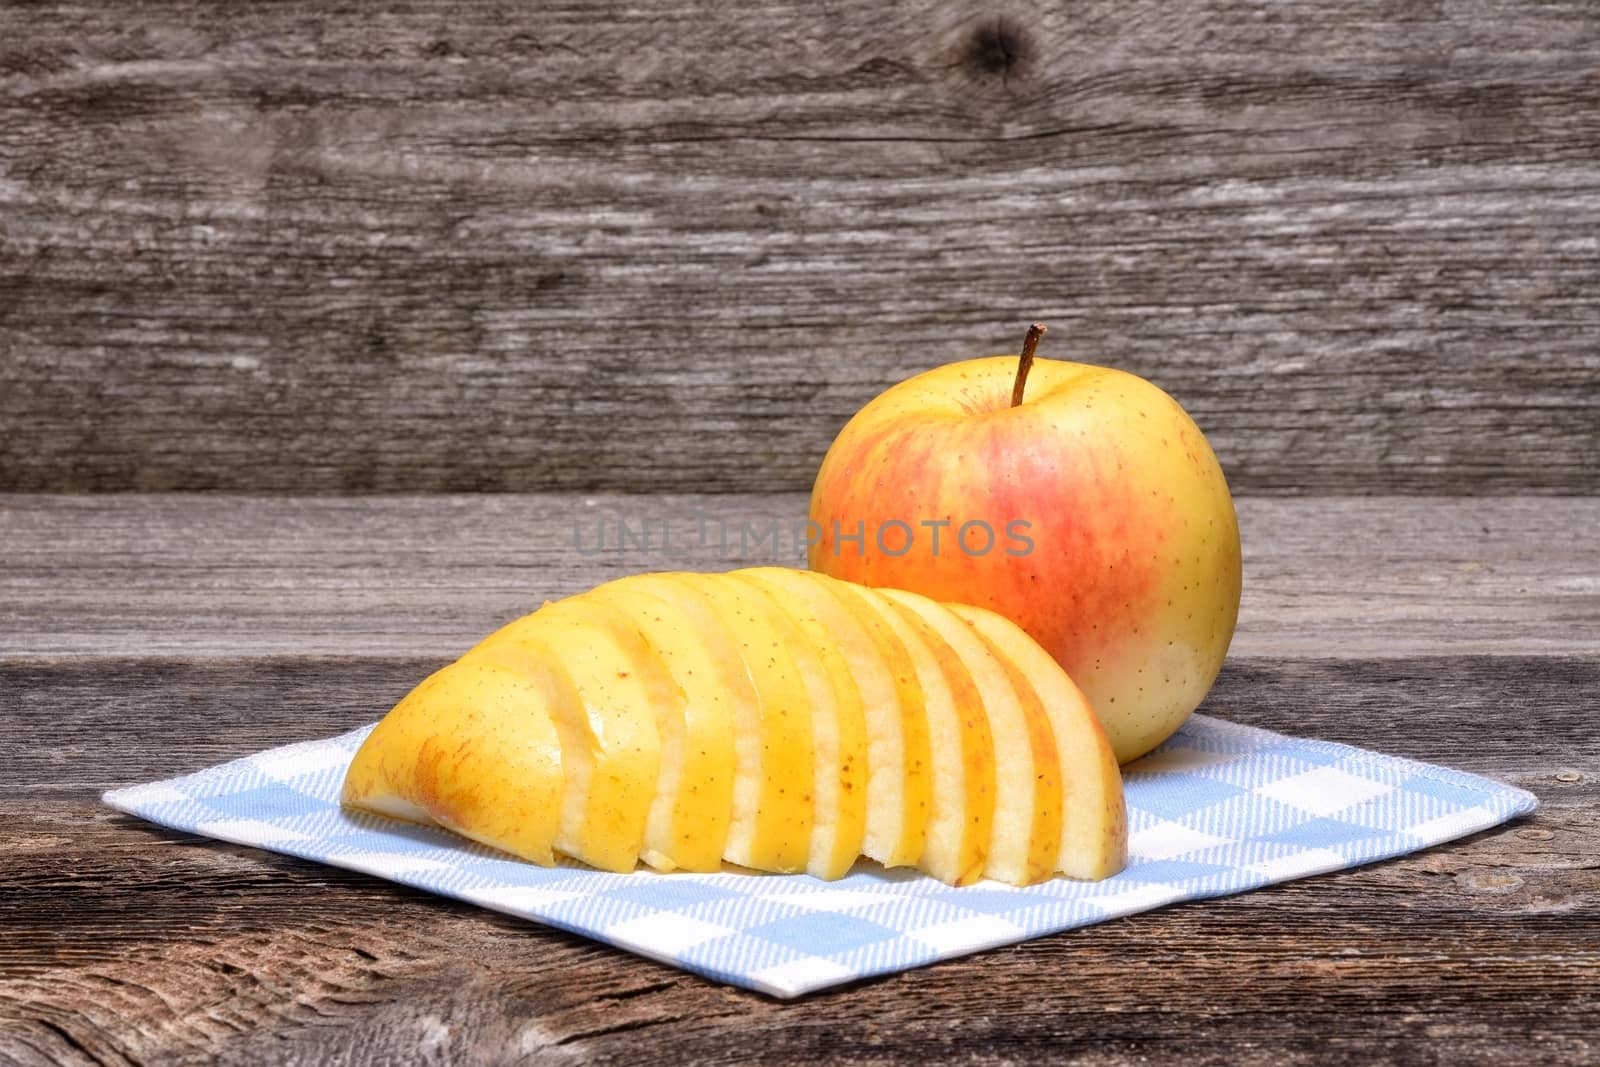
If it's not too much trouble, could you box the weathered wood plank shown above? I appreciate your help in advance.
[1,656,1595,1065]
[1,801,1591,1066]
[3,653,1593,797]
[2,494,1596,660]
[3,1,1597,493]
[3,654,1596,797]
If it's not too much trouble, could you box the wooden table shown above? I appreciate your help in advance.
[3,494,1596,1064]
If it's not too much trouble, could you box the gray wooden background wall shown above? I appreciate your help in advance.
[2,0,1596,494]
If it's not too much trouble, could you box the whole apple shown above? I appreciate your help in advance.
[807,325,1241,764]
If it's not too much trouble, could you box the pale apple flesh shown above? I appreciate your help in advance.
[341,567,1129,886]
[629,573,814,874]
[808,355,1242,764]
[959,619,1065,884]
[715,573,846,879]
[817,578,936,869]
[523,596,690,872]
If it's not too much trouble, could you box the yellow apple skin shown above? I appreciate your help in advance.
[734,569,871,881]
[462,607,661,873]
[864,589,995,887]
[664,573,816,874]
[809,355,1242,764]
[881,588,1064,887]
[341,661,563,865]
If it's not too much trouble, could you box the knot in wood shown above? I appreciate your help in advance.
[964,16,1032,79]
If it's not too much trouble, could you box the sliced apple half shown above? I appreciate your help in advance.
[878,587,1060,886]
[581,578,736,873]
[461,604,661,873]
[343,566,1125,886]
[733,567,871,880]
[948,603,1128,880]
[854,586,995,886]
[342,660,564,864]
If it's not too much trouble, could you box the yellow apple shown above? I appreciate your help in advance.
[808,325,1242,763]
[653,573,816,874]
[341,660,564,864]
[813,577,936,869]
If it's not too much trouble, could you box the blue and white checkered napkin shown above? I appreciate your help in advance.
[103,714,1535,998]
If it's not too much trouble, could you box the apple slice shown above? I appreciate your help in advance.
[631,573,814,873]
[962,625,1065,883]
[342,660,563,864]
[877,587,1060,886]
[581,578,737,873]
[733,568,871,880]
[853,586,995,886]
[814,578,934,869]
[683,573,821,874]
[534,595,691,871]
[948,603,1128,880]
[461,604,661,873]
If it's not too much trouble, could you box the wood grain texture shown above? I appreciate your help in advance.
[1,656,1595,1065]
[3,1,1598,493]
[2,494,1596,659]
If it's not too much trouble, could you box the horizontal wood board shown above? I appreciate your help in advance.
[3,1,1598,493]
[2,494,1596,659]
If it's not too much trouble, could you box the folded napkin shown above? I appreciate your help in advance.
[103,714,1535,997]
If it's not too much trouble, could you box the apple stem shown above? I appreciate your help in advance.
[1010,322,1047,407]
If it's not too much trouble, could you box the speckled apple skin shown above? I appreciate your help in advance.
[808,356,1242,764]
